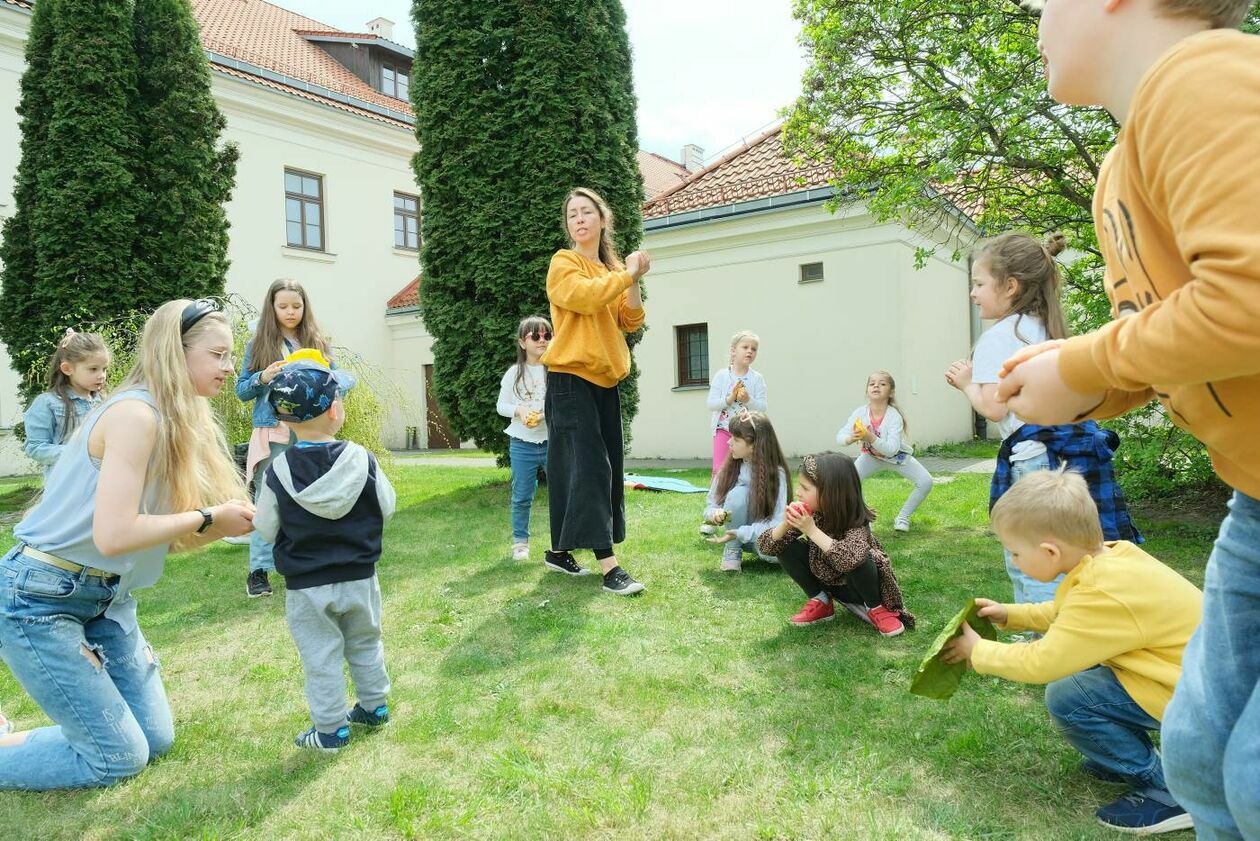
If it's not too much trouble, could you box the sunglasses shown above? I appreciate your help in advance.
[180,298,223,334]
[525,331,553,342]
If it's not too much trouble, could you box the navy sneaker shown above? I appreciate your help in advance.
[1096,791,1193,834]
[348,702,389,728]
[294,725,350,752]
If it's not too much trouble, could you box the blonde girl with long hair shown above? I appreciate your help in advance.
[235,278,331,597]
[838,370,933,532]
[0,298,254,790]
[540,187,650,595]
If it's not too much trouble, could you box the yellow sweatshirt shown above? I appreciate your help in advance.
[1057,29,1260,499]
[969,541,1202,721]
[541,249,646,388]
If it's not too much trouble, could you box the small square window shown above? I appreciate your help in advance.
[799,262,824,283]
[675,324,709,387]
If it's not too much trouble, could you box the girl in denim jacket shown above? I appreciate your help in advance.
[235,279,331,598]
[23,329,109,477]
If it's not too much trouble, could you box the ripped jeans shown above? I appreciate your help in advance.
[0,546,173,790]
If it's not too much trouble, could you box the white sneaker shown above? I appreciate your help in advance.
[720,542,743,571]
[511,541,530,561]
[894,517,911,533]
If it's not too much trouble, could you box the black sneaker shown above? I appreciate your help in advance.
[544,550,591,576]
[246,569,272,598]
[348,702,389,728]
[602,566,645,596]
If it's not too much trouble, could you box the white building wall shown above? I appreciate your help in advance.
[633,202,975,458]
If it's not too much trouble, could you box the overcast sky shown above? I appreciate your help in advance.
[276,0,809,165]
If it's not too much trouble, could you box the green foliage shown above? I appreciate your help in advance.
[411,0,646,461]
[0,0,235,405]
[132,0,239,301]
[785,0,1260,497]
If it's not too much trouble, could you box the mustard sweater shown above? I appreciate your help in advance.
[969,541,1202,721]
[541,249,646,388]
[1058,30,1260,498]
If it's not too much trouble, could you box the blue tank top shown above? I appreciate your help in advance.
[15,389,166,631]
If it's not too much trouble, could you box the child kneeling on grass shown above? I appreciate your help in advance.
[943,467,1202,835]
[254,351,397,752]
[757,452,913,637]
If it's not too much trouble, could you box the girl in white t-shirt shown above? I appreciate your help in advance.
[945,232,1070,604]
[496,316,552,561]
[838,370,933,533]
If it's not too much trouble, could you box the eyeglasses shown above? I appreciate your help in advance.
[526,331,553,342]
[183,344,235,368]
[180,298,223,334]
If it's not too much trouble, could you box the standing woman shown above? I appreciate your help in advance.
[541,187,650,595]
[0,299,255,790]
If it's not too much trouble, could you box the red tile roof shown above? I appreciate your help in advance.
[191,0,413,129]
[637,151,690,200]
[643,126,833,219]
[387,275,421,310]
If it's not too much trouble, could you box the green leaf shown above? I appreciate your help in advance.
[909,598,998,700]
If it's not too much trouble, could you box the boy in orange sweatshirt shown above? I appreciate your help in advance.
[944,468,1202,834]
[996,2,1260,836]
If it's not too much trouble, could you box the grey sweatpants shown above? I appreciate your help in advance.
[854,453,934,521]
[285,576,391,733]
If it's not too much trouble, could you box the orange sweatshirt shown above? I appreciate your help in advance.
[1057,29,1260,498]
[541,249,646,388]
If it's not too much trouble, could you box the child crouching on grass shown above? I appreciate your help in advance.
[943,468,1201,835]
[253,351,397,752]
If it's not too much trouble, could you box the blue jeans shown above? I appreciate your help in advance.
[509,438,548,542]
[1046,665,1173,803]
[0,547,174,790]
[1002,452,1062,603]
[1163,490,1260,839]
[721,485,775,560]
[250,439,292,573]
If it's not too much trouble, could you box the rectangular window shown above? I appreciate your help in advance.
[284,169,325,251]
[382,65,410,100]
[675,323,709,388]
[394,192,420,251]
[799,261,824,283]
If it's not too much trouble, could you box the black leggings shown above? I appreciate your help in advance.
[777,539,882,606]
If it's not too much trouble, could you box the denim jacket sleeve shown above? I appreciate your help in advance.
[23,392,64,466]
[235,339,267,402]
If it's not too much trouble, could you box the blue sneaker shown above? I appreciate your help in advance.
[1096,791,1193,834]
[294,725,350,752]
[348,702,389,728]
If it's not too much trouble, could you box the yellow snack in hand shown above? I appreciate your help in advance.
[524,410,542,428]
[853,418,866,437]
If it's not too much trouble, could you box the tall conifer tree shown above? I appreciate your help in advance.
[412,0,645,458]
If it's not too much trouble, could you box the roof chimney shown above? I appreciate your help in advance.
[366,17,395,41]
[681,143,704,172]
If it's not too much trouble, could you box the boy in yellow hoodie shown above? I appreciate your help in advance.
[994,2,1260,835]
[944,468,1202,834]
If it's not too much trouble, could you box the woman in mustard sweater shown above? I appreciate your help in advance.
[540,188,650,595]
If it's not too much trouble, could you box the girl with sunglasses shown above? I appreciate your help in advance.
[496,316,554,561]
[0,299,254,790]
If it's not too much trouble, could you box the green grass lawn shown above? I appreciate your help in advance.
[917,439,1001,459]
[1,465,1213,840]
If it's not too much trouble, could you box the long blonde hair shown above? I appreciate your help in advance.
[115,300,245,546]
[562,188,623,270]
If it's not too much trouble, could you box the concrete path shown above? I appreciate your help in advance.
[392,450,996,475]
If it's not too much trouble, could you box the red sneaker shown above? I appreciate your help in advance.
[868,605,905,637]
[789,598,835,626]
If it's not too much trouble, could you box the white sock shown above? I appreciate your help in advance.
[815,591,831,604]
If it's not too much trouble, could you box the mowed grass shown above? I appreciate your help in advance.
[1,465,1213,840]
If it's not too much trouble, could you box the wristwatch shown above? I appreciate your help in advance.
[195,507,214,534]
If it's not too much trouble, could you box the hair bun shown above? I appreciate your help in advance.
[1044,233,1067,258]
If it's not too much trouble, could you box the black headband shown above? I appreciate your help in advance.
[180,298,222,335]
